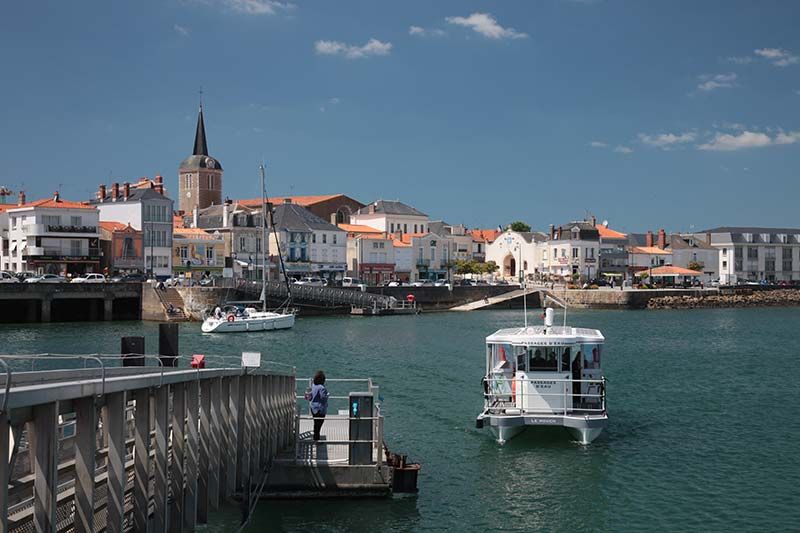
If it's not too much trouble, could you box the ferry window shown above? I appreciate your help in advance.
[528,347,558,371]
[582,344,601,369]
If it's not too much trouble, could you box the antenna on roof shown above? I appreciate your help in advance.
[199,85,204,109]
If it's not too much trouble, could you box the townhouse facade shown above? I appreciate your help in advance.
[350,200,430,235]
[195,202,265,279]
[99,221,143,274]
[89,178,174,278]
[702,227,800,284]
[172,227,225,278]
[486,229,546,280]
[342,224,396,285]
[239,194,365,225]
[543,222,601,280]
[1,192,101,275]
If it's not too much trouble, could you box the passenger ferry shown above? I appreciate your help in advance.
[475,306,608,444]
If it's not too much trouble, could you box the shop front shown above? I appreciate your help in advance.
[358,263,394,286]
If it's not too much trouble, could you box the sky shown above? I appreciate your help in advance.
[1,0,799,234]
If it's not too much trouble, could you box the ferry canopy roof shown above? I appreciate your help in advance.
[486,326,604,346]
[637,266,700,277]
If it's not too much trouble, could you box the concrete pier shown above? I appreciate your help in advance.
[0,283,142,324]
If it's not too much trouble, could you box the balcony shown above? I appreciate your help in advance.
[114,256,144,269]
[23,224,98,236]
[416,258,430,267]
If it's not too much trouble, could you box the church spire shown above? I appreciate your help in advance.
[193,104,209,156]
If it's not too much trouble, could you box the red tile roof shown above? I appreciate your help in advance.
[597,225,627,239]
[338,223,382,234]
[100,221,128,232]
[392,239,412,248]
[14,197,95,210]
[470,229,500,243]
[638,266,701,277]
[399,232,428,244]
[238,195,343,208]
[174,228,220,240]
[629,246,672,255]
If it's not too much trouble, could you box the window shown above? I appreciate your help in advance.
[239,236,246,251]
[322,234,327,244]
[431,248,436,262]
[572,248,578,259]
[333,234,337,244]
[414,224,418,233]
[404,224,408,233]
[390,223,395,232]
[373,242,379,249]
[70,216,82,227]
[747,247,758,260]
[722,260,727,269]
[206,247,214,260]
[312,234,316,244]
[561,248,566,258]
[256,238,262,253]
[42,215,61,226]
[179,246,188,259]
[70,240,82,256]
[722,248,727,256]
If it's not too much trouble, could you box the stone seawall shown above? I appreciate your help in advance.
[543,288,716,309]
[367,286,527,311]
[647,289,800,309]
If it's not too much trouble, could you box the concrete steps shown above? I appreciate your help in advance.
[450,287,540,311]
[153,287,188,321]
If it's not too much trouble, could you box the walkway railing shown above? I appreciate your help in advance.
[238,280,395,309]
[0,353,296,533]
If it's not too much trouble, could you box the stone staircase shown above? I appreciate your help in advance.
[154,287,188,321]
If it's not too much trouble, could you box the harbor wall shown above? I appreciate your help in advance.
[647,288,800,309]
[0,283,141,323]
[367,286,526,311]
[544,288,718,309]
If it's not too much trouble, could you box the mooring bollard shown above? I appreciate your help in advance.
[121,336,145,367]
[159,323,179,367]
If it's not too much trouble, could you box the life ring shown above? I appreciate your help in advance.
[406,294,416,303]
[227,314,235,323]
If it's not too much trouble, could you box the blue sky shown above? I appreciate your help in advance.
[1,0,799,233]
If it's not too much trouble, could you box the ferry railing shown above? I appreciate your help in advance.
[484,376,606,416]
[294,378,384,469]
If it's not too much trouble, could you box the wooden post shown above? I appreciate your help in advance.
[207,377,221,511]
[235,373,249,492]
[105,391,126,533]
[32,402,58,533]
[184,380,199,531]
[169,383,186,533]
[0,411,10,533]
[133,389,152,533]
[74,397,97,533]
[198,380,211,524]
[153,385,170,533]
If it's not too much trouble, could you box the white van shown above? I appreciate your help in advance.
[342,277,367,291]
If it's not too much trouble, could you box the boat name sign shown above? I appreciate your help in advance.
[242,351,261,368]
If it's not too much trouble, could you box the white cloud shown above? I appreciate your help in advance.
[589,140,607,148]
[328,97,340,105]
[445,12,528,40]
[754,47,799,67]
[638,131,696,149]
[613,145,633,154]
[697,73,737,92]
[222,0,294,15]
[696,130,800,151]
[409,25,446,37]
[173,24,190,36]
[314,39,392,59]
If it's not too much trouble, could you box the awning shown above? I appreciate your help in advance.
[636,266,701,277]
[602,272,623,277]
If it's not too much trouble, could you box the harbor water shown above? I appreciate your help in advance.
[2,307,799,531]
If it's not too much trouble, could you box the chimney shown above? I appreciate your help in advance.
[591,215,597,227]
[549,224,555,240]
[706,232,712,246]
[369,203,376,214]
[155,175,163,185]
[53,191,60,202]
[222,203,229,228]
[284,198,292,204]
[98,184,106,202]
[330,213,338,225]
[111,182,120,201]
[393,230,403,241]
[657,228,666,250]
[192,206,198,228]
[645,230,654,248]
[123,182,130,201]
[154,184,164,195]
[17,190,26,206]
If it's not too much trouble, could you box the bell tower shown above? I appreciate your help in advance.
[178,104,223,213]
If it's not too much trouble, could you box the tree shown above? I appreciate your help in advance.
[481,261,499,275]
[687,261,704,272]
[508,221,531,232]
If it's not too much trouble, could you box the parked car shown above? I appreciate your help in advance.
[111,273,148,283]
[199,275,223,286]
[25,274,66,283]
[71,273,106,283]
[589,278,609,287]
[385,280,403,287]
[293,277,326,287]
[341,277,366,289]
[15,272,38,282]
[0,272,20,283]
[433,279,449,287]
[458,279,476,286]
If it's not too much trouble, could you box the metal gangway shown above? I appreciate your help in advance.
[0,353,296,533]
[237,280,395,310]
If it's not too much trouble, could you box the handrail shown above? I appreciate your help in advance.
[0,358,11,414]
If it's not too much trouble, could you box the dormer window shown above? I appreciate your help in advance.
[743,233,752,243]
[571,229,579,240]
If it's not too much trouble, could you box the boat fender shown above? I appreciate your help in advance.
[227,314,235,323]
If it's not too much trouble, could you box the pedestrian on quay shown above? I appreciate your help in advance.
[307,370,330,441]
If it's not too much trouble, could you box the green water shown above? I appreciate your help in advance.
[3,308,800,532]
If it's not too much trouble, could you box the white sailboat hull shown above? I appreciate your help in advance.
[201,311,295,333]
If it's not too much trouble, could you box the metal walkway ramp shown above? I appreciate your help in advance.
[450,287,540,311]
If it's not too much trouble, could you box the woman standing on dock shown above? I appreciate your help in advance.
[308,371,330,441]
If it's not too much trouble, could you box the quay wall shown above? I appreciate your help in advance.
[647,288,800,309]
[543,288,718,309]
[367,286,527,311]
[0,283,141,323]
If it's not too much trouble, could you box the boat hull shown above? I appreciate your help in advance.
[479,412,607,445]
[201,313,295,333]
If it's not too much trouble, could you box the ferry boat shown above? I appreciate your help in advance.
[475,305,608,444]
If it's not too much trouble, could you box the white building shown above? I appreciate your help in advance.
[401,232,453,281]
[1,192,101,275]
[670,234,718,282]
[543,222,600,280]
[701,227,800,284]
[342,224,396,285]
[486,229,546,280]
[429,221,473,262]
[350,200,429,235]
[269,200,347,282]
[89,178,174,278]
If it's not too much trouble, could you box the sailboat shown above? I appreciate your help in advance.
[201,164,296,333]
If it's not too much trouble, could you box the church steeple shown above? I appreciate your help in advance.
[193,105,209,156]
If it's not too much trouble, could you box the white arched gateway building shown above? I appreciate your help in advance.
[485,229,547,280]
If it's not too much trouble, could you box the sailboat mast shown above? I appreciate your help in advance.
[260,164,268,311]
